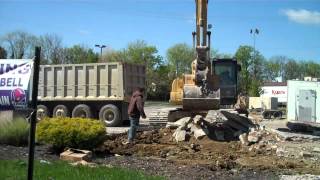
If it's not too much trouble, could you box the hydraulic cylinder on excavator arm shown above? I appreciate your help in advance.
[182,0,220,110]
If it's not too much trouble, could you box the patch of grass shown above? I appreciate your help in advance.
[0,118,29,146]
[0,160,164,180]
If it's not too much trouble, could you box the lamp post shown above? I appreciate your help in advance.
[95,44,107,59]
[250,28,259,60]
[250,28,259,79]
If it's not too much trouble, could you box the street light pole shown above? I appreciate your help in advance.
[250,28,259,84]
[95,44,107,60]
[250,28,259,61]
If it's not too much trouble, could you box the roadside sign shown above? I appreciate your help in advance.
[0,59,33,110]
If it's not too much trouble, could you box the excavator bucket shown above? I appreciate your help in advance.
[183,97,220,110]
[182,85,220,110]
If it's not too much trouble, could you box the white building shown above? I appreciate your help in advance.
[261,82,287,106]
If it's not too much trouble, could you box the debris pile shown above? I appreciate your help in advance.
[167,110,256,142]
[238,126,282,154]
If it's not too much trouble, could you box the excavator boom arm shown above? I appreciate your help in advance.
[196,0,208,47]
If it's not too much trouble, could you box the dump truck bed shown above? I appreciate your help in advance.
[33,62,145,102]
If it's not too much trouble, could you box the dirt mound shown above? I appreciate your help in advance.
[96,127,320,175]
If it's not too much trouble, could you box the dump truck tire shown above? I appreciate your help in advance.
[273,111,282,119]
[37,105,49,120]
[72,104,92,118]
[99,104,121,127]
[53,105,69,118]
[262,111,271,119]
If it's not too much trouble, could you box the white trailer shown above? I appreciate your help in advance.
[260,82,287,106]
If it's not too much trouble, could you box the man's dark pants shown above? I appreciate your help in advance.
[128,116,139,142]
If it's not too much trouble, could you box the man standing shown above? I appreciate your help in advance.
[125,87,146,144]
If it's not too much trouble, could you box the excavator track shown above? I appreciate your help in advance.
[148,108,172,127]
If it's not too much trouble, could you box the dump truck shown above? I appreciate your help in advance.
[35,62,146,127]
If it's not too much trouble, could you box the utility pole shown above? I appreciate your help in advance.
[95,44,107,60]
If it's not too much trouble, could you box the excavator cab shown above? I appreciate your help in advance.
[212,58,241,106]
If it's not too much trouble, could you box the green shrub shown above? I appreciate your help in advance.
[36,117,106,151]
[0,118,29,146]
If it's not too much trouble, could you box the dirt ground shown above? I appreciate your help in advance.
[1,102,320,180]
[95,126,320,179]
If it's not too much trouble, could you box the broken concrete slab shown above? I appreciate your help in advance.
[193,115,203,125]
[214,130,225,141]
[313,131,320,136]
[287,121,320,133]
[174,117,192,129]
[280,174,320,180]
[313,147,320,153]
[239,133,249,146]
[190,124,206,139]
[204,110,219,123]
[233,130,243,138]
[248,131,260,143]
[173,128,187,142]
[220,110,255,129]
[60,148,92,162]
[276,147,288,157]
[166,122,180,129]
[270,129,320,141]
[299,151,313,158]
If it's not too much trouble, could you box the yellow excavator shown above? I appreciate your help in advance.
[150,0,243,125]
[170,0,241,108]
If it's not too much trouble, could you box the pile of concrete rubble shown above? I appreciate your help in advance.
[165,110,286,155]
[166,110,257,142]
[238,126,281,153]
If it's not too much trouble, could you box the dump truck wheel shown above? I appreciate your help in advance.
[273,111,282,119]
[72,104,92,118]
[53,105,69,118]
[99,104,121,127]
[37,105,49,121]
[262,111,271,119]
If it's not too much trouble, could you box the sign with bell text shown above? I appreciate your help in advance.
[0,59,33,110]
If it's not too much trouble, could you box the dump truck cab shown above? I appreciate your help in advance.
[213,58,241,106]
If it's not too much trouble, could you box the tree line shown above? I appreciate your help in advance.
[1,31,320,99]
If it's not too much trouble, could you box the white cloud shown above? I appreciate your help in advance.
[78,30,90,35]
[283,9,320,25]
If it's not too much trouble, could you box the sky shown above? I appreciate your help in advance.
[0,0,320,62]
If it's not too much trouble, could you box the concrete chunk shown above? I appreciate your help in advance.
[299,151,313,158]
[239,133,249,146]
[174,117,192,129]
[190,124,206,139]
[247,131,260,143]
[166,122,180,129]
[173,128,187,142]
[193,115,203,125]
[276,147,287,157]
[313,147,320,153]
[204,110,218,123]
